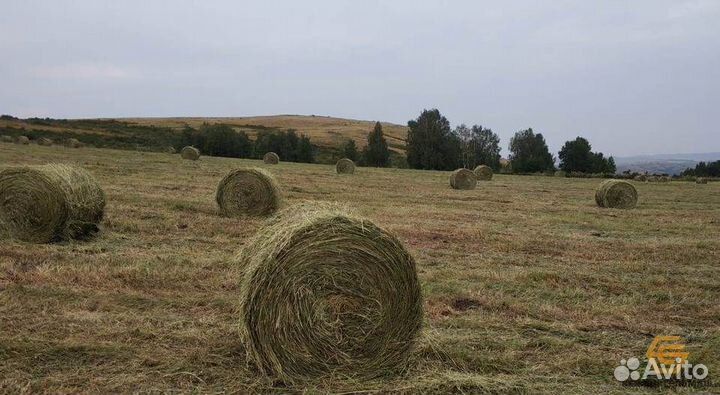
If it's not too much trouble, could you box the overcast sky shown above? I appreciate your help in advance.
[1,1,718,157]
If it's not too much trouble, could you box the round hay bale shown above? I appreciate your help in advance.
[449,168,477,190]
[67,138,82,148]
[647,176,659,182]
[336,158,355,174]
[634,174,647,182]
[238,202,423,382]
[165,146,176,154]
[473,165,493,181]
[180,146,200,160]
[696,177,708,184]
[216,168,281,217]
[16,136,30,145]
[554,170,567,177]
[0,135,13,143]
[595,179,638,209]
[263,152,280,164]
[37,137,53,146]
[0,164,106,243]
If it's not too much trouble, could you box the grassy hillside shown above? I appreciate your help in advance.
[0,115,409,161]
[1,142,718,394]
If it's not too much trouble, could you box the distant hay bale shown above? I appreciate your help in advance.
[165,146,176,154]
[1,135,13,143]
[67,138,83,148]
[16,136,29,145]
[449,168,477,190]
[263,152,280,164]
[634,174,647,182]
[555,170,566,177]
[180,146,200,160]
[215,168,281,217]
[238,202,423,382]
[696,177,708,184]
[0,164,106,243]
[473,165,493,181]
[37,137,53,146]
[660,176,671,183]
[595,179,638,209]
[336,158,355,174]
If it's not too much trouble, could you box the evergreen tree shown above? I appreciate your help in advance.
[363,122,390,167]
[558,137,593,173]
[200,124,252,158]
[508,128,555,173]
[342,139,360,162]
[406,109,461,170]
[295,134,315,163]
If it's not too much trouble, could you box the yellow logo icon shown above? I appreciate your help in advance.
[646,336,689,365]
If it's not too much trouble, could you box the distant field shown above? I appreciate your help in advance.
[0,115,409,156]
[1,143,718,394]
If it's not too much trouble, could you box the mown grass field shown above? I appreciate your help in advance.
[1,142,718,394]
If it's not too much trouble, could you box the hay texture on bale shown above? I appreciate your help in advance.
[696,177,708,184]
[634,174,647,182]
[66,138,83,148]
[263,152,280,164]
[216,168,281,217]
[450,168,477,190]
[237,202,423,382]
[0,164,106,243]
[595,179,638,209]
[473,165,493,181]
[1,135,14,143]
[336,158,355,174]
[180,146,200,160]
[37,137,53,146]
[16,136,30,145]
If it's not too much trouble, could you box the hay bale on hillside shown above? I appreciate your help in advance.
[237,202,423,382]
[336,158,355,174]
[634,174,647,182]
[450,168,477,190]
[555,170,566,177]
[180,146,200,160]
[0,135,13,143]
[37,137,53,146]
[595,179,638,209]
[216,168,281,217]
[16,136,29,145]
[473,165,493,181]
[263,152,280,164]
[0,164,106,243]
[67,138,83,148]
[696,177,708,184]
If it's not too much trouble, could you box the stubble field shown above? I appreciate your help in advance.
[1,143,718,394]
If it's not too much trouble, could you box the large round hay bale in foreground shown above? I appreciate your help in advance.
[0,135,13,143]
[216,168,281,217]
[16,136,29,145]
[37,137,53,146]
[473,165,493,181]
[696,177,708,184]
[595,179,638,209]
[336,158,355,174]
[263,152,280,164]
[0,164,105,243]
[180,146,200,160]
[238,202,423,382]
[450,168,477,190]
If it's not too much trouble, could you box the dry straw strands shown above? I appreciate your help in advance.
[473,165,493,181]
[263,152,280,164]
[0,164,106,243]
[237,201,423,382]
[180,146,200,160]
[37,137,53,146]
[216,168,281,217]
[595,179,638,209]
[336,158,355,174]
[696,177,708,184]
[16,136,29,145]
[450,168,477,190]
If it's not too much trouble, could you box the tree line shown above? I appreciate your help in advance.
[681,160,720,177]
[351,108,615,174]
